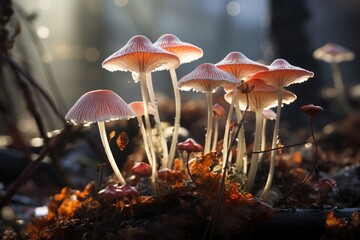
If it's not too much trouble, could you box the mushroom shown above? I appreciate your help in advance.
[250,59,314,199]
[154,34,203,168]
[65,89,135,185]
[102,35,180,174]
[177,138,203,181]
[313,43,355,112]
[177,63,238,154]
[131,162,152,192]
[225,78,296,191]
[215,52,269,169]
[211,103,226,152]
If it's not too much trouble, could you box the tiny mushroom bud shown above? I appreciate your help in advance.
[177,138,203,154]
[118,184,140,198]
[300,104,324,116]
[98,184,126,200]
[131,162,152,178]
[262,109,276,120]
[314,178,337,195]
[212,103,226,117]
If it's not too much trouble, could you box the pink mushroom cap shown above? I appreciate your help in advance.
[177,63,239,93]
[65,89,135,125]
[250,59,314,89]
[153,34,203,64]
[102,35,180,73]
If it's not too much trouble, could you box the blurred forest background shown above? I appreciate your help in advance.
[1,0,360,141]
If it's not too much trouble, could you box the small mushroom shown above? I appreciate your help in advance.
[300,104,324,116]
[65,89,135,185]
[154,34,203,168]
[177,63,238,154]
[177,138,203,181]
[313,43,355,112]
[131,162,152,192]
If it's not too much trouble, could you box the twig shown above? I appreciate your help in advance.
[1,53,65,123]
[274,117,318,207]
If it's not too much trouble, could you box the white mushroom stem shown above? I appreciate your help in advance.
[222,88,238,169]
[137,116,154,167]
[146,73,169,168]
[261,90,283,199]
[97,121,126,185]
[330,61,351,113]
[204,91,213,154]
[168,68,181,168]
[139,72,158,195]
[330,61,346,99]
[246,110,264,191]
[211,115,219,152]
[234,102,247,174]
[258,117,268,165]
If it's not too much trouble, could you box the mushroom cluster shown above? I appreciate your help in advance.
[65,34,315,204]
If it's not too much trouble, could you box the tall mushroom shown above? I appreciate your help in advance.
[65,89,135,186]
[225,79,296,191]
[177,63,238,154]
[313,43,355,113]
[102,35,180,173]
[215,52,268,168]
[250,59,314,199]
[154,34,203,168]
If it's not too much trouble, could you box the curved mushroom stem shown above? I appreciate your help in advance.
[211,116,219,152]
[234,102,247,174]
[204,91,213,154]
[146,73,169,168]
[222,87,238,169]
[139,72,157,195]
[167,68,181,168]
[261,90,283,199]
[246,110,264,191]
[97,121,126,185]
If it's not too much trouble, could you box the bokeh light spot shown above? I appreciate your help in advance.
[36,26,50,39]
[84,47,100,62]
[226,1,241,16]
[114,0,128,7]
